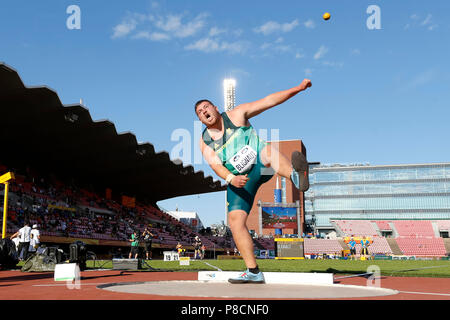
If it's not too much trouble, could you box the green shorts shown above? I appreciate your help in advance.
[227,159,274,214]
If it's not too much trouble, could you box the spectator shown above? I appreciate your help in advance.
[128,231,139,259]
[29,224,41,253]
[176,242,183,256]
[349,236,357,260]
[193,236,202,259]
[361,236,371,259]
[200,244,206,260]
[10,221,31,261]
[142,226,154,260]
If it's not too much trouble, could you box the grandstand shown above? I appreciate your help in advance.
[0,63,231,259]
[0,165,233,257]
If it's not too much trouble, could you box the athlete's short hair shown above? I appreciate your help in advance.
[194,99,214,114]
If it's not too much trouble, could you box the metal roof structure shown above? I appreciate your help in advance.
[0,63,225,202]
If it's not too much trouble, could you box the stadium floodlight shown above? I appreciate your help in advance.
[0,172,14,184]
[223,78,236,111]
[1,172,15,239]
[223,78,237,224]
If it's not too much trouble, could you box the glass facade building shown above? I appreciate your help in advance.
[304,163,450,229]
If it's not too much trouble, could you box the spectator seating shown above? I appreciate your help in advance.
[360,237,392,255]
[254,238,275,250]
[333,220,378,237]
[375,220,392,231]
[396,238,446,256]
[437,220,450,231]
[394,220,435,238]
[1,167,233,252]
[304,239,343,254]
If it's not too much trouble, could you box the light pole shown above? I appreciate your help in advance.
[1,172,15,239]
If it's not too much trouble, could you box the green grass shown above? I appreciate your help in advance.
[85,259,450,278]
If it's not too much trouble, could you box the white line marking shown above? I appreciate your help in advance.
[202,262,222,271]
[32,283,107,287]
[399,291,450,297]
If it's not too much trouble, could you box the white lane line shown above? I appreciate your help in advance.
[399,291,450,297]
[32,283,107,287]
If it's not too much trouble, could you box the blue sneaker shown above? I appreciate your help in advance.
[228,269,265,284]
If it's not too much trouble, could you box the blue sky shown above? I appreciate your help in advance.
[1,0,449,227]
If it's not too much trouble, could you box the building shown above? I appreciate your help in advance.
[246,139,307,236]
[305,163,450,236]
[167,210,204,231]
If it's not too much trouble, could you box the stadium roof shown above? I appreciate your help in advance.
[0,63,226,202]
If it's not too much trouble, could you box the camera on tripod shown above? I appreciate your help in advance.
[69,240,87,271]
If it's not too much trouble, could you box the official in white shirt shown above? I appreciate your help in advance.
[10,221,32,261]
[29,224,41,253]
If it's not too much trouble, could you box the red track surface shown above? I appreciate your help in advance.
[0,269,449,300]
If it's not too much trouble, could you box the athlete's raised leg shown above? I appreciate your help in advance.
[259,143,309,191]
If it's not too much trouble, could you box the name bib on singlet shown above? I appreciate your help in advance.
[228,145,257,174]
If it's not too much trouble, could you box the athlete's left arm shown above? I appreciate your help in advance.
[231,79,312,121]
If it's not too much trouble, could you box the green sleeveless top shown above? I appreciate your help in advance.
[202,112,266,175]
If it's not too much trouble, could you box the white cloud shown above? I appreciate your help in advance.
[112,19,138,39]
[254,19,299,35]
[133,31,170,41]
[154,14,182,32]
[209,27,227,37]
[313,45,328,60]
[220,41,248,54]
[304,19,315,29]
[421,14,432,26]
[295,52,305,59]
[111,13,148,39]
[259,40,292,54]
[185,38,248,54]
[405,13,438,31]
[304,68,313,76]
[154,13,208,38]
[112,11,208,41]
[185,38,218,52]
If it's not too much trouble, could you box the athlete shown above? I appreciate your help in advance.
[196,78,312,284]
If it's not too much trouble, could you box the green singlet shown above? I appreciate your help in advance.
[202,112,274,214]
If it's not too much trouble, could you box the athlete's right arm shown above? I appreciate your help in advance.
[230,79,312,122]
[199,138,249,188]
